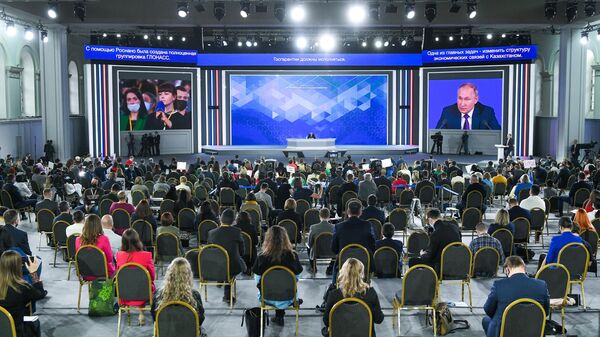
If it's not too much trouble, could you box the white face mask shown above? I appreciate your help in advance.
[144,101,152,111]
[127,103,140,112]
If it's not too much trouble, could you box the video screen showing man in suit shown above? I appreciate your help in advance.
[435,83,501,130]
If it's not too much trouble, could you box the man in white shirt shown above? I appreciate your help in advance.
[520,184,546,211]
[101,214,122,254]
[254,182,274,210]
[65,211,85,238]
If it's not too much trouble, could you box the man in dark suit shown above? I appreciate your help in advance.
[504,133,514,158]
[482,256,549,337]
[360,195,385,225]
[35,188,59,215]
[508,198,531,223]
[336,173,358,216]
[457,175,488,214]
[53,201,74,225]
[435,83,501,130]
[331,200,376,281]
[207,208,246,304]
[2,209,32,255]
[409,208,461,272]
[558,172,592,216]
[373,169,392,191]
[2,174,37,218]
[414,171,435,199]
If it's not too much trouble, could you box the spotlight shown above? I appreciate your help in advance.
[214,2,225,21]
[5,21,16,36]
[448,35,454,41]
[361,40,367,47]
[102,33,107,38]
[319,33,336,52]
[401,38,407,46]
[584,1,596,17]
[384,40,390,47]
[449,0,461,13]
[116,33,121,38]
[581,32,589,44]
[544,1,557,20]
[240,1,250,18]
[253,40,258,47]
[374,38,383,48]
[168,36,173,41]
[405,1,416,19]
[290,4,306,22]
[73,2,86,22]
[181,36,186,42]
[24,27,34,41]
[486,33,493,40]
[369,3,380,21]
[434,36,440,42]
[274,2,286,22]
[47,2,58,19]
[501,33,506,38]
[222,40,228,46]
[566,1,578,23]
[143,34,149,40]
[296,36,308,50]
[156,35,161,40]
[177,2,189,18]
[467,2,477,19]
[41,30,49,43]
[347,3,367,24]
[245,40,252,47]
[425,3,437,22]
[237,40,243,47]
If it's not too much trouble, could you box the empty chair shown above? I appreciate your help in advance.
[115,263,153,337]
[493,182,507,205]
[154,301,200,337]
[398,190,414,208]
[131,190,146,207]
[260,266,300,337]
[499,299,546,337]
[461,207,482,233]
[194,186,208,202]
[177,208,196,232]
[388,208,409,240]
[328,185,340,209]
[392,264,438,336]
[341,191,358,212]
[557,242,590,309]
[0,305,17,337]
[245,208,261,234]
[529,208,546,247]
[573,189,590,208]
[535,263,570,334]
[373,246,400,278]
[198,244,237,309]
[99,199,113,217]
[197,220,219,245]
[492,228,514,257]
[144,181,155,192]
[75,245,109,312]
[304,208,321,230]
[112,209,132,235]
[132,220,155,252]
[278,220,299,246]
[512,217,531,257]
[518,188,530,203]
[52,220,70,267]
[185,249,200,279]
[219,187,236,210]
[155,233,182,274]
[418,185,436,208]
[159,199,175,217]
[472,247,501,278]
[328,298,373,337]
[376,185,391,207]
[367,218,383,240]
[295,199,310,220]
[405,231,429,259]
[36,208,55,248]
[338,244,370,282]
[66,234,79,280]
[311,232,335,273]
[439,242,473,310]
[465,190,484,209]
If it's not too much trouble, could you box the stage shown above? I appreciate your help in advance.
[201,144,420,158]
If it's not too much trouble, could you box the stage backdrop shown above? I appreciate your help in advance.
[228,73,389,145]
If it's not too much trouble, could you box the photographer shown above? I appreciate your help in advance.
[430,131,443,155]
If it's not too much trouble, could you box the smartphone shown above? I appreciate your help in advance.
[21,256,34,265]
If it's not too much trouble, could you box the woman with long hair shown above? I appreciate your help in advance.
[574,208,596,232]
[151,257,205,327]
[488,208,515,235]
[196,200,218,225]
[116,229,155,325]
[0,251,45,337]
[322,258,384,336]
[131,199,158,231]
[76,214,116,279]
[276,198,303,242]
[234,211,258,268]
[120,88,148,131]
[252,225,303,326]
[583,190,599,213]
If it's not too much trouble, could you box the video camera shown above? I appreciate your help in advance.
[578,141,597,150]
[430,133,443,142]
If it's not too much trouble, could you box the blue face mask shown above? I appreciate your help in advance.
[127,103,140,112]
[144,101,152,111]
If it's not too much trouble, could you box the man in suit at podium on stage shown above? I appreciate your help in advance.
[435,83,501,130]
[504,133,514,158]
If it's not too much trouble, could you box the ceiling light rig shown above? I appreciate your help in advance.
[177,2,189,18]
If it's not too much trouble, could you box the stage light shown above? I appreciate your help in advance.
[369,2,380,21]
[374,38,383,48]
[467,2,477,19]
[143,34,149,40]
[274,2,286,22]
[566,1,578,23]
[448,35,454,41]
[425,3,437,22]
[319,33,335,52]
[24,27,34,41]
[361,39,367,47]
[168,36,174,41]
[545,1,557,20]
[245,40,252,47]
[73,2,86,22]
[47,2,58,19]
[5,20,16,36]
[222,40,228,46]
[581,32,589,44]
[181,36,186,42]
[41,30,49,43]
[384,39,390,47]
[253,40,258,47]
[486,33,493,40]
[102,32,107,38]
[214,2,225,21]
[240,1,250,18]
[295,36,308,50]
[405,1,416,19]
[177,2,189,18]
[237,40,243,47]
[290,4,306,22]
[501,33,506,38]
[401,38,407,46]
[449,0,461,13]
[347,3,367,24]
[434,36,440,42]
[585,1,596,16]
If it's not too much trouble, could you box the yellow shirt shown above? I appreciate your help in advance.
[491,175,507,185]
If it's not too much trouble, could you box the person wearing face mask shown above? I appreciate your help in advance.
[169,85,192,130]
[119,88,148,131]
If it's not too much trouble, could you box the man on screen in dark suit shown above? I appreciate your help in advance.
[435,83,501,130]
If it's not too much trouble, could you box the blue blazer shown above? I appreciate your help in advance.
[483,273,550,337]
[435,102,501,130]
[4,224,32,256]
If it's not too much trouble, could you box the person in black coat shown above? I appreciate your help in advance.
[233,211,258,269]
[252,225,303,326]
[2,174,37,217]
[360,195,385,225]
[275,198,303,241]
[457,174,488,214]
[0,251,46,337]
[336,173,358,216]
[507,198,531,223]
[322,258,384,336]
[375,224,403,277]
[275,180,292,210]
[34,189,58,215]
[207,209,246,304]
[2,209,32,256]
[504,133,514,158]
[408,208,461,273]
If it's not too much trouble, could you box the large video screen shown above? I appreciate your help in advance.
[427,77,503,130]
[118,79,192,131]
[229,73,388,145]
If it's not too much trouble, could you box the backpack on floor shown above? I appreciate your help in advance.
[427,302,470,335]
[241,307,268,337]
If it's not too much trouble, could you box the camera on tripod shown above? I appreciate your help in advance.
[577,141,597,150]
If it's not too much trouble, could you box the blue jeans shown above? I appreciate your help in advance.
[482,316,491,334]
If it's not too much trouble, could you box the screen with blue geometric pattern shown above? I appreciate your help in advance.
[229,74,388,145]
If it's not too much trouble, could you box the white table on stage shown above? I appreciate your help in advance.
[495,144,508,161]
[286,138,336,148]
